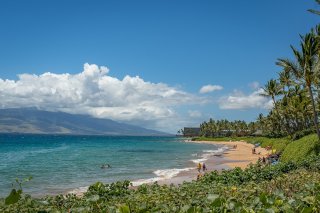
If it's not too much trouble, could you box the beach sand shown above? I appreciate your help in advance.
[192,140,269,169]
[158,140,270,185]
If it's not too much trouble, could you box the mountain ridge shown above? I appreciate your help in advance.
[0,108,171,136]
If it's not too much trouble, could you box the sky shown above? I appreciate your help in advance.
[0,0,319,133]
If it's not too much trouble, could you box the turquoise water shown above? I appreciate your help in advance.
[0,134,220,197]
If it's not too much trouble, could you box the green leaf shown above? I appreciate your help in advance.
[259,194,268,205]
[181,205,190,212]
[264,209,275,213]
[86,194,100,202]
[187,206,198,213]
[207,194,219,201]
[5,189,22,205]
[211,197,223,207]
[118,204,130,213]
[301,207,313,213]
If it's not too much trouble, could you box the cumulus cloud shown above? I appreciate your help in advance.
[199,84,223,94]
[0,63,205,132]
[218,88,273,110]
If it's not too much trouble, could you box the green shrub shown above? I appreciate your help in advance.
[292,129,315,140]
[281,134,320,163]
[240,137,290,153]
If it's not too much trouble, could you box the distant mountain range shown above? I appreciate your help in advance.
[0,108,170,136]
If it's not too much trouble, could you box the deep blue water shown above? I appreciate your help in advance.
[0,134,219,196]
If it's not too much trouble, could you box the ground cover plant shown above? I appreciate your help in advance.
[281,134,320,163]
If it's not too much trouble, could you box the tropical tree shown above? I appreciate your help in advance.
[277,30,320,140]
[261,79,282,110]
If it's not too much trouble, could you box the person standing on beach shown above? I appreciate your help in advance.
[197,163,201,172]
[202,163,207,172]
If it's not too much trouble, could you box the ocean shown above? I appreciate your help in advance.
[0,134,223,197]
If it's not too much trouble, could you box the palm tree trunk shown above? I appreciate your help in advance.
[308,86,320,140]
[272,97,291,135]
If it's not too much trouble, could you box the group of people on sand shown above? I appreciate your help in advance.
[258,156,277,165]
[256,144,281,166]
[258,152,281,165]
[196,162,207,180]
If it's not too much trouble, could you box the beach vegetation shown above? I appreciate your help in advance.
[281,134,320,163]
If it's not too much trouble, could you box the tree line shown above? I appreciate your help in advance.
[200,119,258,137]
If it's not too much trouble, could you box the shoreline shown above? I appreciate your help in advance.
[67,142,229,196]
[190,140,270,169]
[156,140,269,186]
[68,140,269,196]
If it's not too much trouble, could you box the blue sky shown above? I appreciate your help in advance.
[0,0,319,133]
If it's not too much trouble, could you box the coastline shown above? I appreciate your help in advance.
[68,139,269,196]
[157,140,269,186]
[190,140,270,169]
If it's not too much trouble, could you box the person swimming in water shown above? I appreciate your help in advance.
[101,164,111,169]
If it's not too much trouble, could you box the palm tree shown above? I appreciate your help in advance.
[277,67,296,135]
[278,69,292,93]
[261,79,282,109]
[278,31,320,139]
[261,79,283,134]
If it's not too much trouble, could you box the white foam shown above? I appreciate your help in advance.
[191,158,207,163]
[131,177,161,186]
[190,146,229,164]
[131,167,193,186]
[67,186,89,195]
[154,168,193,178]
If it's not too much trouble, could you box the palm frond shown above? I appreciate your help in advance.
[308,0,320,15]
[308,9,320,15]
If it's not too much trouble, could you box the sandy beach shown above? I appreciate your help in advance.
[157,140,270,186]
[192,140,270,169]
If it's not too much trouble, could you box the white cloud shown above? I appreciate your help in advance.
[0,63,205,133]
[199,84,223,94]
[188,110,202,118]
[218,88,273,110]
